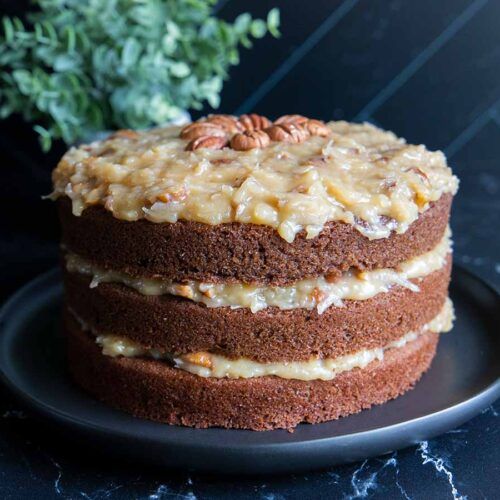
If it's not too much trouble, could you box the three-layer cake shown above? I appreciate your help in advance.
[51,115,458,430]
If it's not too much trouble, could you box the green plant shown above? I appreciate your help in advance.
[0,0,280,150]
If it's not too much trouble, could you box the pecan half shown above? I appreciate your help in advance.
[180,122,227,141]
[206,115,242,133]
[238,113,272,131]
[275,116,330,137]
[265,123,310,144]
[186,135,227,151]
[231,130,270,150]
[275,114,309,126]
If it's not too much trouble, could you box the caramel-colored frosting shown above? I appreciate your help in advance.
[51,120,458,242]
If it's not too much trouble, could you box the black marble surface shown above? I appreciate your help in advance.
[1,0,499,498]
[0,400,498,500]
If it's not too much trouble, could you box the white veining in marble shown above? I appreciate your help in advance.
[327,471,340,483]
[346,460,377,498]
[149,483,197,499]
[48,456,63,496]
[417,441,466,500]
[149,484,170,499]
[482,405,499,417]
[79,483,125,499]
[386,455,412,500]
[344,454,408,499]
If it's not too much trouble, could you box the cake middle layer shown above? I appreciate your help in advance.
[63,254,451,362]
[65,228,450,312]
[67,298,453,381]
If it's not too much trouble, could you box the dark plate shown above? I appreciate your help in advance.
[0,267,498,475]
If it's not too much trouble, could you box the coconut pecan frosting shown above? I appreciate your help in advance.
[181,114,331,151]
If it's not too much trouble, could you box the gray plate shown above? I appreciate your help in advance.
[0,267,498,475]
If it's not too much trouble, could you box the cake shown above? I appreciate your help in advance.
[50,114,458,431]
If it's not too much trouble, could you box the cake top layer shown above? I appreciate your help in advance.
[51,115,458,242]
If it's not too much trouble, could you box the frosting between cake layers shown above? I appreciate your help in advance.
[51,121,458,242]
[72,299,453,381]
[65,228,451,313]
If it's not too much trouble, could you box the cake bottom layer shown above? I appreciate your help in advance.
[66,318,439,431]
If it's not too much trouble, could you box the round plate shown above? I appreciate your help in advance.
[0,267,499,475]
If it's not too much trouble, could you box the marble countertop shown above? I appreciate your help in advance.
[0,394,498,499]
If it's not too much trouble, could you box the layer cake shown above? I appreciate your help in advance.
[51,115,458,430]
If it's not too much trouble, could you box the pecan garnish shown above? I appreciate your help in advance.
[238,113,272,131]
[186,135,227,151]
[231,130,270,151]
[265,123,310,144]
[275,114,309,126]
[180,122,227,141]
[206,114,242,134]
[274,115,330,138]
[180,113,330,151]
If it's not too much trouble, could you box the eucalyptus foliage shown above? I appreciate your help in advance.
[0,0,280,150]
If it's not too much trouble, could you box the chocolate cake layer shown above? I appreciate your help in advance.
[66,318,438,431]
[58,194,451,285]
[64,255,451,362]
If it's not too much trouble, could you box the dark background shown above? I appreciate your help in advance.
[0,1,499,498]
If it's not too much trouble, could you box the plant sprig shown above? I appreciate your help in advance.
[0,0,280,150]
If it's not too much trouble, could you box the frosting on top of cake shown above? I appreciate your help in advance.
[51,118,458,242]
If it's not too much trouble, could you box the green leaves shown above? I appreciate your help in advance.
[267,8,281,38]
[0,0,280,150]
